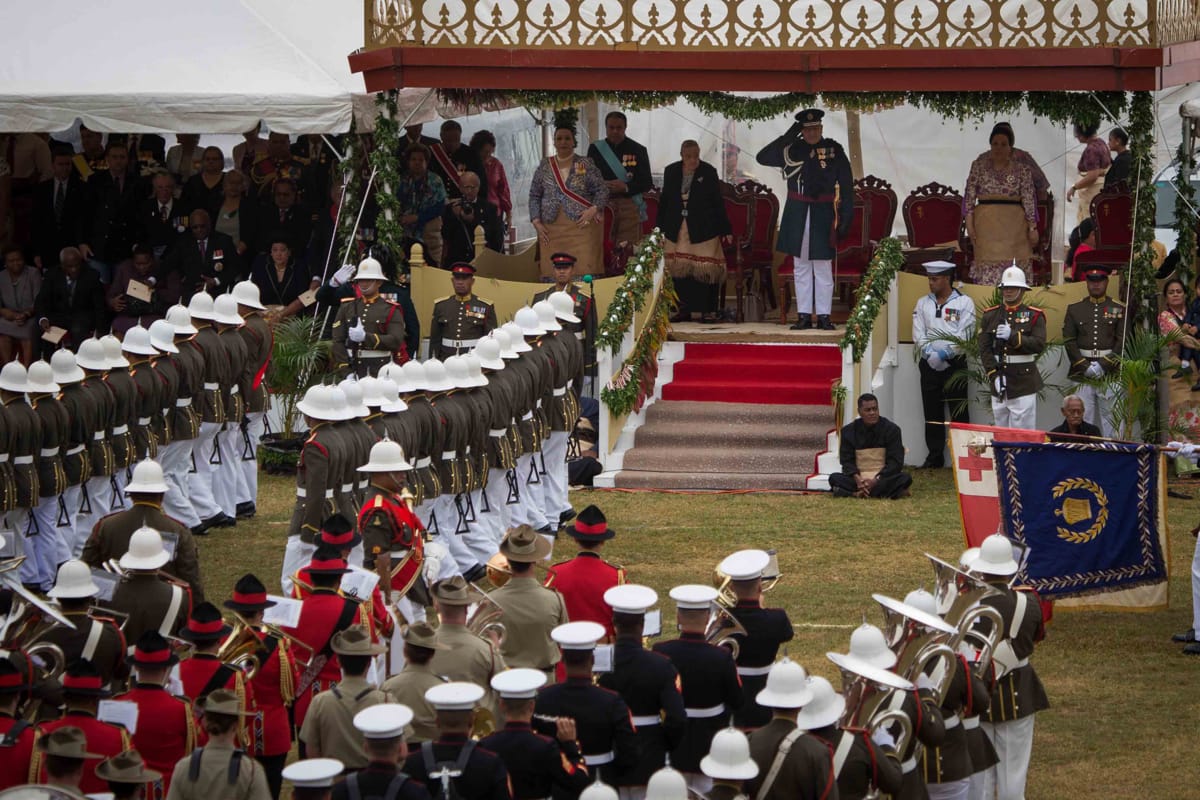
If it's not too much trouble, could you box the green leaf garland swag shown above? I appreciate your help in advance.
[371,90,405,258]
[1174,137,1197,289]
[601,281,678,418]
[1127,90,1157,331]
[839,237,904,364]
[596,230,667,353]
[332,123,361,267]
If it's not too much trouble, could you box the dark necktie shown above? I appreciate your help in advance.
[279,208,286,223]
[198,239,207,259]
[67,279,75,304]
[54,182,65,222]
[160,203,169,222]
[115,176,124,195]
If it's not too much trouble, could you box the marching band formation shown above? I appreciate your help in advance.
[0,254,1046,800]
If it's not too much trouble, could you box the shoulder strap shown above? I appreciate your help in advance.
[384,773,409,800]
[346,772,362,800]
[228,749,244,786]
[754,729,804,800]
[158,584,185,636]
[592,140,624,182]
[320,599,361,659]
[188,747,204,781]
[81,619,104,662]
[421,740,436,773]
[199,664,236,703]
[832,730,855,778]
[0,719,30,748]
[455,739,476,771]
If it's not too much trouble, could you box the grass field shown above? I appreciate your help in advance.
[201,469,1200,799]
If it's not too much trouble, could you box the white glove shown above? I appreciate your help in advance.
[915,673,935,691]
[348,320,367,343]
[994,323,1012,341]
[927,351,945,371]
[331,262,356,287]
[871,727,896,750]
[1178,443,1200,462]
[992,376,1005,397]
[1085,361,1105,379]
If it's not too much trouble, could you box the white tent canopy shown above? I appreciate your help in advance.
[0,0,442,134]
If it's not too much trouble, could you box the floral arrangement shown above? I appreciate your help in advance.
[601,279,678,418]
[596,230,667,353]
[839,237,904,363]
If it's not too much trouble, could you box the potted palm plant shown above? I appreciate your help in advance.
[259,316,332,474]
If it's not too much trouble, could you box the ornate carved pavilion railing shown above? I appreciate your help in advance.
[365,0,1200,51]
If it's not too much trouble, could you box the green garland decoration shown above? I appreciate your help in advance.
[333,121,361,267]
[601,280,678,418]
[1127,90,1157,334]
[596,229,667,353]
[1174,137,1197,289]
[436,89,1122,126]
[371,90,405,258]
[839,237,905,364]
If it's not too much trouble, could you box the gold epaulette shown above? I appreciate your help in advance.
[983,305,1000,312]
[1028,305,1045,312]
[341,296,356,303]
[433,295,452,304]
[476,296,493,305]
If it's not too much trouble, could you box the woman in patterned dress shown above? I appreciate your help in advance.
[963,124,1039,286]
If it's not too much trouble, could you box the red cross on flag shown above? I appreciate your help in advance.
[950,422,1048,547]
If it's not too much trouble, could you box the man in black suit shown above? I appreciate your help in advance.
[34,246,107,354]
[31,148,91,269]
[162,208,240,300]
[426,120,488,205]
[441,171,503,266]
[138,172,189,259]
[83,141,143,281]
[254,177,314,256]
[1047,394,1103,442]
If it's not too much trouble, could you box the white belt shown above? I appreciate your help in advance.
[737,665,773,677]
[440,450,456,460]
[521,411,533,421]
[574,332,584,340]
[489,429,506,437]
[567,379,574,389]
[1082,349,1112,358]
[112,425,128,435]
[137,416,151,426]
[631,715,660,727]
[359,349,391,358]
[962,716,980,730]
[0,454,7,464]
[583,752,614,766]
[324,489,334,499]
[92,432,104,441]
[1010,657,1029,669]
[340,483,352,493]
[229,385,239,395]
[358,479,368,488]
[441,338,479,349]
[39,447,58,457]
[13,455,32,465]
[901,756,918,774]
[176,398,192,407]
[552,387,566,397]
[161,407,170,419]
[943,713,961,730]
[685,703,725,719]
[416,457,432,468]
[204,382,219,390]
[296,488,307,498]
[536,400,542,409]
[1005,354,1035,364]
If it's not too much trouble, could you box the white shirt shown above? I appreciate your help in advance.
[913,287,976,361]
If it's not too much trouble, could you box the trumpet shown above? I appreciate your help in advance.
[873,593,957,705]
[927,554,1006,679]
[713,549,782,608]
[828,650,916,756]
[705,605,747,659]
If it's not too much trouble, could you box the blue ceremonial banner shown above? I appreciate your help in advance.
[992,440,1168,604]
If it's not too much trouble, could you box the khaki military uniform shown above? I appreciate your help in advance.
[290,421,341,543]
[82,500,204,601]
[165,739,271,800]
[111,571,191,646]
[1063,294,1126,437]
[427,621,505,716]
[746,719,837,800]
[102,366,138,490]
[56,381,94,558]
[151,352,180,450]
[490,577,567,671]
[402,395,443,507]
[979,303,1046,400]
[429,294,497,360]
[331,294,407,377]
[298,675,392,771]
[380,661,445,743]
[128,356,162,460]
[187,322,230,524]
[532,284,596,384]
[28,392,70,587]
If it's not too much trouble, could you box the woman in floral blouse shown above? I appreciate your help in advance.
[1066,120,1112,224]
[398,144,447,266]
[529,126,610,277]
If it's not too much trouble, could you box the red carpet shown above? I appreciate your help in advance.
[662,343,842,405]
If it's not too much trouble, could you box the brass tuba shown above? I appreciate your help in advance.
[705,606,747,659]
[873,593,958,704]
[713,549,782,608]
[927,554,1006,679]
[827,650,916,757]
[467,586,506,648]
[218,614,268,680]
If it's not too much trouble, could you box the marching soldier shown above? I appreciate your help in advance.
[490,527,567,674]
[184,293,235,532]
[424,360,480,574]
[335,378,377,521]
[161,305,205,532]
[213,293,250,521]
[234,281,273,518]
[532,300,578,530]
[33,725,104,796]
[744,660,837,800]
[148,321,180,475]
[358,440,428,618]
[115,631,200,799]
[124,326,162,463]
[96,750,163,800]
[507,312,554,535]
[101,334,137,511]
[966,535,1049,800]
[429,264,497,361]
[381,623,448,743]
[38,560,128,689]
[32,660,132,795]
[283,386,345,594]
[700,729,759,800]
[75,339,119,543]
[403,682,511,800]
[535,622,637,788]
[175,602,255,741]
[164,689,271,800]
[490,326,545,534]
[796,675,902,800]
[469,339,517,542]
[598,584,686,795]
[532,253,597,393]
[332,257,408,377]
[336,704,433,800]
[110,527,192,645]
[82,458,204,601]
[52,348,95,561]
[980,266,1046,430]
[299,626,390,769]
[426,577,505,717]
[397,360,445,523]
[1062,266,1125,437]
[718,550,793,730]
[653,585,744,794]
[0,362,39,579]
[26,359,69,591]
[482,668,590,800]
[912,260,976,468]
[224,574,299,800]
[283,546,375,735]
[545,505,625,638]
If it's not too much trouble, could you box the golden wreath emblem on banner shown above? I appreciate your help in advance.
[1052,478,1108,544]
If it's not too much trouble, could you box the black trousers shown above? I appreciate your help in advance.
[257,753,287,800]
[919,356,969,466]
[675,276,719,314]
[829,470,913,498]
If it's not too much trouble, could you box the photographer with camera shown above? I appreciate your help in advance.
[441,172,503,267]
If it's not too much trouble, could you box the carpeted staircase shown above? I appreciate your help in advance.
[612,343,841,490]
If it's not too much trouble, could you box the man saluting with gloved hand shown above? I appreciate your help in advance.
[331,256,409,377]
[980,265,1045,429]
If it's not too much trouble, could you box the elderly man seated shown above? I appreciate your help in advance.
[829,393,912,499]
[1047,394,1102,442]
